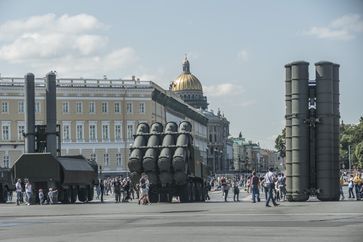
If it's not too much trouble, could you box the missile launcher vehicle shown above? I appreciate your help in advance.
[128,121,208,203]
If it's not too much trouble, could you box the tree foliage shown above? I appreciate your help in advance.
[340,116,363,169]
[275,116,363,168]
[275,128,286,158]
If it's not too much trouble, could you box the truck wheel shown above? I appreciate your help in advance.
[59,190,68,204]
[71,187,78,203]
[159,192,168,202]
[78,188,88,202]
[180,185,189,203]
[0,185,6,203]
[87,185,94,201]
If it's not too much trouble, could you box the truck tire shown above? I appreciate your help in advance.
[87,185,94,201]
[78,188,88,202]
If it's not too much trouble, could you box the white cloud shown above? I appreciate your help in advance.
[28,47,138,77]
[238,100,256,107]
[304,14,363,41]
[204,83,245,97]
[0,14,139,77]
[237,49,249,62]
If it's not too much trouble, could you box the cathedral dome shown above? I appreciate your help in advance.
[171,57,203,92]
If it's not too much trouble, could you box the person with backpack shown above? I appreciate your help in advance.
[250,171,260,203]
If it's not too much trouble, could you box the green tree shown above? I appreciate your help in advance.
[340,116,363,169]
[275,128,286,158]
[354,142,363,168]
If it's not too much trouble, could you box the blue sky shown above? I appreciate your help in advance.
[0,0,362,149]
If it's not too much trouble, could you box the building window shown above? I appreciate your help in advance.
[18,101,24,113]
[35,101,41,113]
[76,124,84,141]
[102,124,109,141]
[116,153,122,167]
[76,102,83,113]
[63,124,71,142]
[127,103,132,113]
[3,155,9,168]
[102,102,108,113]
[62,102,69,113]
[127,124,134,140]
[89,102,95,113]
[17,125,24,140]
[209,134,212,143]
[2,102,9,113]
[115,124,122,141]
[139,103,145,113]
[89,124,97,141]
[2,124,10,141]
[104,154,109,167]
[114,102,121,113]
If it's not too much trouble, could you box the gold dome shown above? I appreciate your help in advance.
[171,57,203,92]
[172,73,203,92]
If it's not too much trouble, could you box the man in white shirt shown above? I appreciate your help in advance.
[15,179,22,206]
[264,167,279,207]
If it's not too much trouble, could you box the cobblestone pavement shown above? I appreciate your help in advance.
[0,188,362,242]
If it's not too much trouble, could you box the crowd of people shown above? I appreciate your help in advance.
[94,175,151,205]
[13,178,59,206]
[209,169,363,205]
[4,169,362,205]
[208,168,286,206]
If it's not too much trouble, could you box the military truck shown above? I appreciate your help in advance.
[12,154,98,204]
[9,72,99,204]
[128,121,209,203]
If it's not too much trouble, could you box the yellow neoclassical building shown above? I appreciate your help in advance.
[0,76,208,176]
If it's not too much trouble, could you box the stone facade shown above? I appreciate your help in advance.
[0,76,208,176]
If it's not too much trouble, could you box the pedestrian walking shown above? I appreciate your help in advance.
[348,175,355,199]
[250,171,260,203]
[15,179,22,206]
[25,179,32,205]
[48,187,57,204]
[38,189,46,205]
[100,179,104,203]
[278,173,286,201]
[138,175,150,205]
[233,181,240,202]
[339,175,345,200]
[353,172,362,201]
[113,178,122,203]
[264,168,279,207]
[223,180,230,202]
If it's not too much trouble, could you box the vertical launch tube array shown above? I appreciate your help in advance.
[158,122,178,186]
[173,121,192,185]
[284,64,293,201]
[45,72,57,157]
[284,61,340,202]
[128,123,149,185]
[24,73,36,153]
[143,122,163,184]
[315,62,339,201]
[290,61,309,201]
[332,64,340,187]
